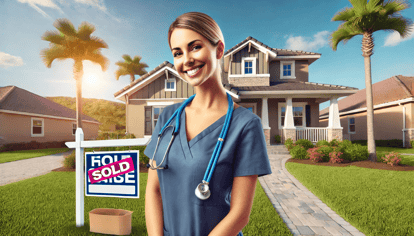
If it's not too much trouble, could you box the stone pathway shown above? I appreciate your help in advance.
[259,145,365,236]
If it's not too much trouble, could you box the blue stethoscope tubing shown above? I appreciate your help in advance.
[148,92,234,200]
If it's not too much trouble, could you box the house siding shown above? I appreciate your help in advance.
[269,60,309,82]
[0,113,98,145]
[319,104,407,140]
[130,71,195,99]
[127,100,146,138]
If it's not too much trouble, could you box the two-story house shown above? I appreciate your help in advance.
[114,36,358,145]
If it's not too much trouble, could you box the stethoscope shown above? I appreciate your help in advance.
[147,92,234,200]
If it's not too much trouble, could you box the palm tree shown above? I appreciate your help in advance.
[330,0,412,162]
[115,55,148,83]
[41,18,109,129]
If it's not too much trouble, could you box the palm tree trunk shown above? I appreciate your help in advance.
[74,60,84,129]
[364,56,376,162]
[130,74,134,83]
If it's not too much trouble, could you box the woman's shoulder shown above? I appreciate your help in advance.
[233,106,262,130]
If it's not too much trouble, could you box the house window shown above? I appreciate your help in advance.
[153,106,165,130]
[242,57,256,75]
[239,103,257,114]
[165,78,176,91]
[31,118,44,137]
[72,123,77,135]
[280,61,296,79]
[348,117,356,134]
[278,102,307,128]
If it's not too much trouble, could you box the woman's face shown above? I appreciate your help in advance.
[170,28,222,88]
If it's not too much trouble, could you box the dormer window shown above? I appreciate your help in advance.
[165,78,176,91]
[280,61,296,79]
[242,57,256,75]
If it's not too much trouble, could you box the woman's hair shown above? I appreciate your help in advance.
[168,12,225,50]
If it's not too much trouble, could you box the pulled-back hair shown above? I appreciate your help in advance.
[168,12,225,50]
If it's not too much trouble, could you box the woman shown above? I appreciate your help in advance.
[144,12,272,236]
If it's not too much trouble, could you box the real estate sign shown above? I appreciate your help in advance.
[85,150,139,198]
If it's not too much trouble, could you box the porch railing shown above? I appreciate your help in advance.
[296,127,328,143]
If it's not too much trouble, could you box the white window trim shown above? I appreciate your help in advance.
[348,116,356,134]
[165,78,176,91]
[242,57,256,75]
[280,61,296,79]
[31,117,44,137]
[228,74,270,78]
[239,103,257,114]
[278,102,307,129]
[72,123,77,136]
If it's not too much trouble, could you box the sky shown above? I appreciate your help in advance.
[1,0,413,110]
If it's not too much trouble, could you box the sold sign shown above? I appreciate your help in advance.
[88,157,135,184]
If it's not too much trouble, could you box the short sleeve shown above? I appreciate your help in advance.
[233,118,272,177]
[143,109,165,162]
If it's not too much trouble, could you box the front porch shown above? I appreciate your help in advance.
[260,97,343,145]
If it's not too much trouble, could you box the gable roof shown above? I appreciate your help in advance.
[319,75,414,117]
[0,86,99,123]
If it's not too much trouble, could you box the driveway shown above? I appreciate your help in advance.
[0,150,73,186]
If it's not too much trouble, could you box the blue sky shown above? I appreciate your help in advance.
[1,0,413,110]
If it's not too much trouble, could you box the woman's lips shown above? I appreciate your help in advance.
[186,64,204,77]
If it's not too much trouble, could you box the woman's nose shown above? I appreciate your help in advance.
[183,53,194,66]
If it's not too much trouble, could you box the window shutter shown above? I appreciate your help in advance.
[144,106,152,135]
[306,105,311,127]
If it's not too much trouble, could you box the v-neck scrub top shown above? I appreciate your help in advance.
[144,102,272,236]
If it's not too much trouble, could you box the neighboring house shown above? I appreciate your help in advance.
[319,75,414,147]
[114,36,358,145]
[0,86,100,145]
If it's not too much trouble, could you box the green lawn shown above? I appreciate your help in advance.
[285,155,414,236]
[376,146,414,154]
[0,148,70,163]
[0,172,291,236]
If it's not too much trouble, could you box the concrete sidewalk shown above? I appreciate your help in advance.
[260,145,365,236]
[0,151,72,186]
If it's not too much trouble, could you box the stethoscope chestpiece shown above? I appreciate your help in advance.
[195,181,211,200]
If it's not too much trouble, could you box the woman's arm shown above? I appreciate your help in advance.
[145,160,164,236]
[208,175,258,236]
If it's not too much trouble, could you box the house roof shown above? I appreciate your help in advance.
[0,86,99,123]
[224,36,321,57]
[234,81,357,92]
[319,75,414,117]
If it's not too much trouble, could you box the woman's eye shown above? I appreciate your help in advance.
[192,45,201,51]
[173,52,181,57]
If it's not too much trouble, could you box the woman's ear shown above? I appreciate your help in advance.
[216,40,224,60]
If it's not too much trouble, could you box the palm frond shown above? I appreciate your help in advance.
[85,50,109,71]
[382,0,410,16]
[373,16,413,37]
[332,7,355,22]
[122,54,132,63]
[115,68,129,80]
[349,0,367,14]
[78,22,95,41]
[54,18,77,37]
[88,36,109,49]
[330,26,361,50]
[40,45,70,68]
[41,30,65,45]
[115,61,128,67]
[367,0,384,11]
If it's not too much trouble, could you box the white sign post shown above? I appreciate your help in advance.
[66,128,150,227]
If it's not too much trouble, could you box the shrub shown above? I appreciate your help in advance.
[316,140,329,147]
[275,135,281,144]
[345,144,368,161]
[307,147,322,163]
[63,150,76,168]
[0,141,67,152]
[318,145,334,162]
[381,152,402,167]
[411,140,414,148]
[329,151,344,163]
[329,139,340,147]
[352,139,403,148]
[294,139,314,150]
[290,145,308,159]
[285,138,294,150]
[336,140,353,161]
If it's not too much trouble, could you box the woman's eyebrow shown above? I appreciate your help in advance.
[171,39,201,51]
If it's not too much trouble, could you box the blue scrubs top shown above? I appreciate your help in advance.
[144,102,272,236]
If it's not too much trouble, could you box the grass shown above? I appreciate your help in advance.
[0,172,292,236]
[376,146,414,154]
[0,148,70,164]
[285,155,414,236]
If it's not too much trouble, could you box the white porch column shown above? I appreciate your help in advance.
[328,97,341,128]
[261,98,270,129]
[284,97,295,128]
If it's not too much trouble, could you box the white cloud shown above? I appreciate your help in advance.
[285,31,330,52]
[46,79,74,84]
[384,24,414,47]
[74,0,107,12]
[0,52,24,68]
[17,0,63,18]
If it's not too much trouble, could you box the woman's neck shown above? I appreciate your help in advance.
[189,75,228,111]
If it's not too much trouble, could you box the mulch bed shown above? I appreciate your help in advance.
[286,158,414,171]
[52,163,149,173]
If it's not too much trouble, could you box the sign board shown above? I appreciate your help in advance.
[85,150,139,198]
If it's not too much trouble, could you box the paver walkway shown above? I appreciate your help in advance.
[260,145,365,236]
